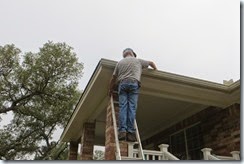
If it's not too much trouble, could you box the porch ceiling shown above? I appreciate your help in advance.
[60,59,240,145]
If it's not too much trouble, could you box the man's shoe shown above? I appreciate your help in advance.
[118,132,126,141]
[127,132,137,142]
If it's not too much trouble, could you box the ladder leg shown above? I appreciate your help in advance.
[134,120,145,160]
[110,96,121,160]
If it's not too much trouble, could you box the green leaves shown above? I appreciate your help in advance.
[93,150,105,160]
[0,41,83,159]
[0,44,20,75]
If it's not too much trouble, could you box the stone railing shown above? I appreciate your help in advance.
[128,143,179,160]
[158,144,180,160]
[201,148,240,160]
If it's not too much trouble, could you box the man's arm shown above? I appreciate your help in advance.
[108,75,117,96]
[149,61,157,70]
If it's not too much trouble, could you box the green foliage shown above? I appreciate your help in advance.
[93,150,105,160]
[0,44,21,117]
[0,41,83,160]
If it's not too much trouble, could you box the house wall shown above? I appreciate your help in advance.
[142,103,240,157]
[202,103,240,155]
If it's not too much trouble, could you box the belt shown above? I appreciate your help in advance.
[120,78,138,83]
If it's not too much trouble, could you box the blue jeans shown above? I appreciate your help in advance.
[118,81,139,133]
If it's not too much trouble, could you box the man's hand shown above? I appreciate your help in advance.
[149,61,157,70]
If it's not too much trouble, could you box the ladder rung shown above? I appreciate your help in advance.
[127,141,139,144]
[114,100,119,104]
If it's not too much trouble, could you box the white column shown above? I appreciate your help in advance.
[158,144,169,160]
[230,151,240,160]
[128,142,135,158]
[201,148,212,160]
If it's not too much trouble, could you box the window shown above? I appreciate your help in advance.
[170,123,203,160]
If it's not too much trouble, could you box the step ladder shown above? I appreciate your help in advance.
[110,96,145,160]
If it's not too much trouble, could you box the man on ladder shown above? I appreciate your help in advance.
[109,48,157,142]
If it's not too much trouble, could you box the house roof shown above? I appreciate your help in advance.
[60,58,240,144]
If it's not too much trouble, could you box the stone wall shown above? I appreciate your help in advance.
[202,103,240,155]
[80,122,96,160]
[142,103,240,156]
[68,141,79,160]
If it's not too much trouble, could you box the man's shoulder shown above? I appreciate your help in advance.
[119,57,136,62]
[118,57,148,65]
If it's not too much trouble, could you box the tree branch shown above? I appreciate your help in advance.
[0,91,42,114]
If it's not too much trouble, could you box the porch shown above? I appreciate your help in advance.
[59,58,240,160]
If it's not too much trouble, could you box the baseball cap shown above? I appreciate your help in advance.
[123,48,137,57]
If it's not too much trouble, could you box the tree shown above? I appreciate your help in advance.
[0,41,83,160]
[93,150,105,160]
[0,44,21,115]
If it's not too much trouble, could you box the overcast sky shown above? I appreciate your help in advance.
[0,0,242,159]
[0,0,241,91]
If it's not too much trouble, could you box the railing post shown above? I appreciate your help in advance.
[158,144,169,160]
[128,142,135,158]
[201,148,212,160]
[230,151,240,160]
